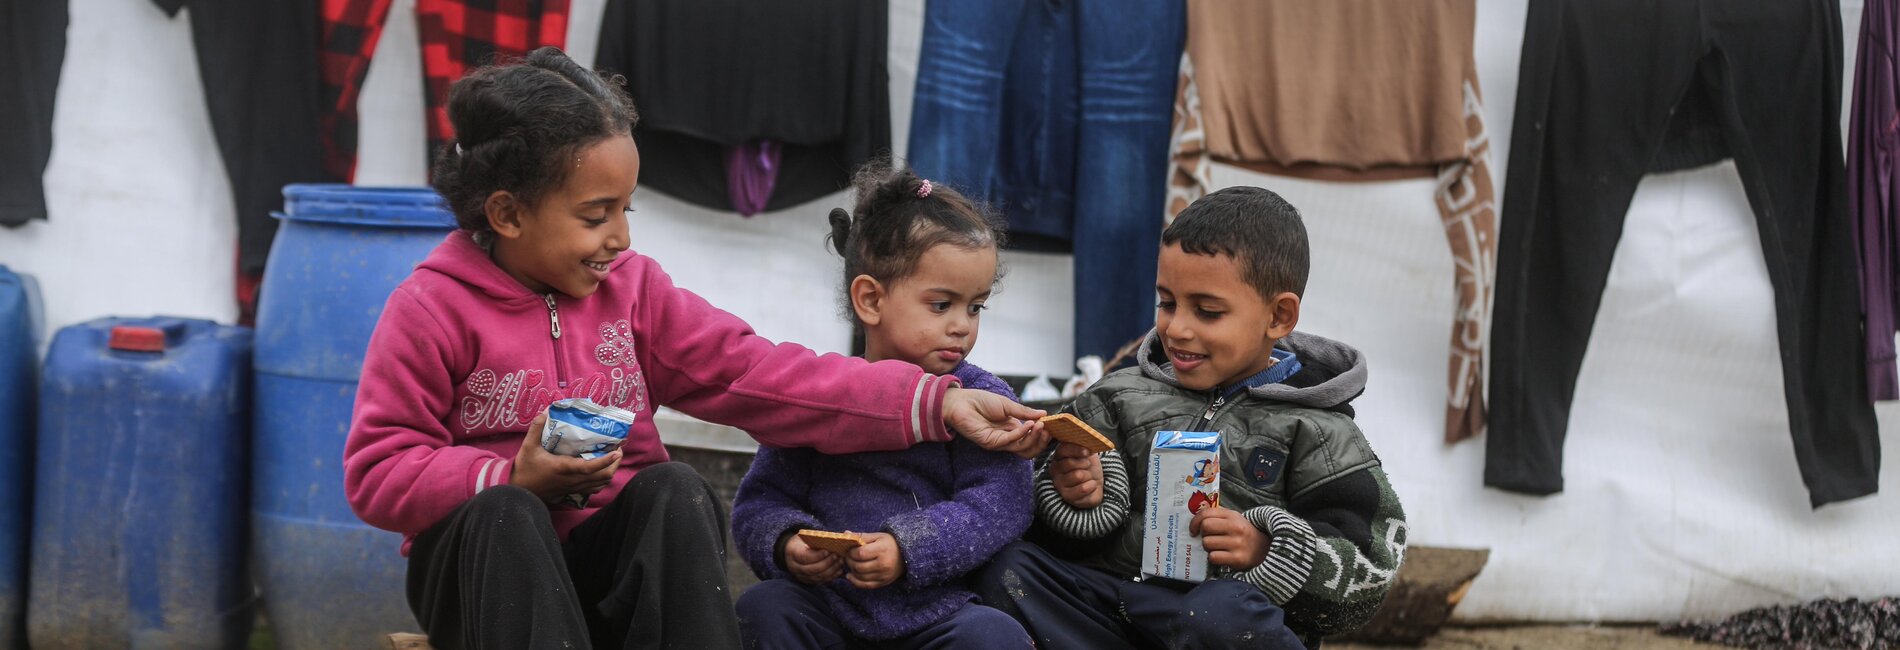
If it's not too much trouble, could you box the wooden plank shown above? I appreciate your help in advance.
[386,632,434,650]
[1328,546,1491,645]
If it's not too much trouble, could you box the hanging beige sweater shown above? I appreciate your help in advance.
[1188,0,1477,180]
[1168,0,1494,444]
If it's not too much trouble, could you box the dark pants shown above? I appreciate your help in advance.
[1490,0,1880,507]
[973,542,1305,650]
[156,0,338,324]
[406,462,741,649]
[906,0,1185,360]
[163,0,334,277]
[0,0,65,228]
[736,579,1030,649]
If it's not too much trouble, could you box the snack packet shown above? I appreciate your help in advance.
[541,398,635,507]
[1142,430,1221,583]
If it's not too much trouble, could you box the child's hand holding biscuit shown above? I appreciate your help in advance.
[781,533,845,585]
[844,532,904,589]
[943,388,1049,458]
[1050,443,1105,508]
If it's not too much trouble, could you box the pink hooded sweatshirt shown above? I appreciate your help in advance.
[344,231,957,554]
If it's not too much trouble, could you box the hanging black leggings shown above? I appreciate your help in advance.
[162,0,334,276]
[0,0,65,228]
[1490,0,1880,508]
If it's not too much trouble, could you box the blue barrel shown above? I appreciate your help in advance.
[29,317,253,649]
[254,185,455,648]
[0,266,42,648]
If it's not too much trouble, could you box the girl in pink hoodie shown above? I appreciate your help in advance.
[342,47,1047,649]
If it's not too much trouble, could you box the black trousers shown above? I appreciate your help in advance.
[407,463,742,649]
[158,0,335,276]
[1491,0,1880,507]
[0,0,65,227]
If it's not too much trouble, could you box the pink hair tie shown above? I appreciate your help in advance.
[916,179,933,199]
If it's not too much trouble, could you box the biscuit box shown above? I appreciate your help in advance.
[1142,430,1222,583]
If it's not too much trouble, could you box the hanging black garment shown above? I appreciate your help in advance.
[158,0,336,276]
[1490,0,1878,508]
[594,0,890,214]
[0,0,68,228]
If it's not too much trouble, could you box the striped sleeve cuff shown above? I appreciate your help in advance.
[909,374,960,444]
[472,457,511,495]
[1034,450,1131,540]
[1238,505,1320,604]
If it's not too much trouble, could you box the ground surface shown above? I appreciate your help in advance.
[1332,625,1720,649]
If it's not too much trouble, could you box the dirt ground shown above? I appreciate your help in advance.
[1331,625,1720,649]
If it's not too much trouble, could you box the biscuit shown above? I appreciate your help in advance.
[1041,413,1115,452]
[796,529,868,555]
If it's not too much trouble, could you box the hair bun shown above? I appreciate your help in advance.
[826,207,853,256]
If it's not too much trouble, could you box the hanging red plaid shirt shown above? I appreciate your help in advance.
[320,0,570,181]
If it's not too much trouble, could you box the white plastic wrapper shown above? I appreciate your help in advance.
[1021,375,1062,402]
[1061,355,1106,398]
[541,398,636,508]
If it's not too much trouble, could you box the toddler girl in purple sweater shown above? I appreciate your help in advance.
[731,165,1037,648]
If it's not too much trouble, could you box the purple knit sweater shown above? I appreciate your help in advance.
[730,362,1032,640]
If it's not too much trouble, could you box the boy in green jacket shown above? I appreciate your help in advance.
[977,187,1407,648]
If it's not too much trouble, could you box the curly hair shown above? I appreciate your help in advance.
[430,46,639,238]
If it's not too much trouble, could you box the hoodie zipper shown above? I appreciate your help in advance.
[544,294,568,389]
[1197,357,1280,429]
[1197,393,1226,430]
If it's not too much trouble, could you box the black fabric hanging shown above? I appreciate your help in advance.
[0,0,68,228]
[157,0,337,277]
[594,0,890,214]
[1489,0,1878,508]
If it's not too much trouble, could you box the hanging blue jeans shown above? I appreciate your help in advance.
[909,0,1185,361]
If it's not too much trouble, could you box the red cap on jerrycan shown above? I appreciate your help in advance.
[108,326,167,352]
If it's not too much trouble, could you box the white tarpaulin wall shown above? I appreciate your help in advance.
[1,0,1894,623]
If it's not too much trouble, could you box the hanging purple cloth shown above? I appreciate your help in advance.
[1850,0,1900,401]
[725,140,782,217]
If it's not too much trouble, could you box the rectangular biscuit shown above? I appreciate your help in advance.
[796,529,868,555]
[1041,413,1115,453]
